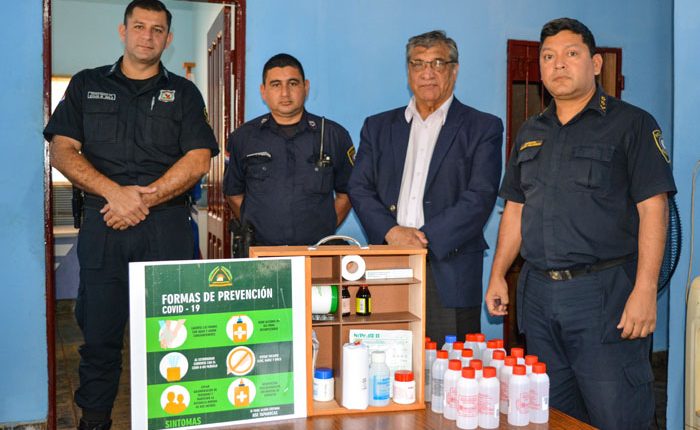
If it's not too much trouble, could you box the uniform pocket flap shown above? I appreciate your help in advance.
[572,145,614,162]
[623,360,654,387]
[83,100,119,113]
[516,145,542,164]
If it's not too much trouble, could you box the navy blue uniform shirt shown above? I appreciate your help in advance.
[499,87,676,270]
[223,111,354,245]
[44,57,219,186]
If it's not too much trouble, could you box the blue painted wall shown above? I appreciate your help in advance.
[671,1,700,428]
[0,2,47,425]
[244,0,674,347]
[0,0,687,425]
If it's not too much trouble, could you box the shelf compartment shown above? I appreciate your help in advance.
[341,311,420,325]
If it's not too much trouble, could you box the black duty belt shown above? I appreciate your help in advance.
[83,194,188,210]
[541,255,635,281]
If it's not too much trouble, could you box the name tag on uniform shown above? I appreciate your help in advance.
[246,151,271,159]
[520,140,543,151]
[87,91,116,101]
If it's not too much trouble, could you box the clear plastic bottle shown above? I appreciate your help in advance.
[499,356,516,414]
[450,341,464,361]
[460,348,474,368]
[508,365,530,426]
[469,358,483,381]
[442,334,457,352]
[524,355,538,375]
[456,366,479,429]
[510,347,525,365]
[478,366,500,429]
[493,339,507,361]
[443,359,462,420]
[529,362,549,424]
[425,341,437,402]
[431,350,449,413]
[368,350,390,407]
[490,350,506,379]
[482,340,497,366]
[473,333,487,360]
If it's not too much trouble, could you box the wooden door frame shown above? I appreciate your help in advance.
[42,1,245,428]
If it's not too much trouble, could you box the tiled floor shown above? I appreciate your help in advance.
[55,299,669,430]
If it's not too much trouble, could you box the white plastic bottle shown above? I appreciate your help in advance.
[529,362,549,424]
[508,365,530,426]
[490,350,505,379]
[456,366,478,429]
[460,348,474,368]
[473,333,487,360]
[510,347,525,365]
[442,334,457,352]
[524,355,538,375]
[499,356,516,414]
[431,350,449,413]
[478,366,500,429]
[464,333,476,353]
[443,359,462,420]
[469,359,483,381]
[450,341,465,361]
[482,340,497,366]
[425,341,437,402]
[368,351,390,407]
[493,339,507,361]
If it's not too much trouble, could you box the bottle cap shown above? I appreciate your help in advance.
[461,367,475,379]
[425,336,431,343]
[469,359,483,370]
[465,333,475,342]
[525,355,538,365]
[486,340,498,348]
[494,339,504,348]
[453,341,464,351]
[513,365,526,375]
[492,350,506,360]
[533,362,547,374]
[474,333,486,342]
[511,347,524,358]
[426,341,437,350]
[445,334,457,343]
[461,348,474,358]
[394,370,414,382]
[314,367,333,379]
[504,356,517,366]
[448,359,462,371]
[483,367,496,378]
[371,350,386,363]
[437,350,448,359]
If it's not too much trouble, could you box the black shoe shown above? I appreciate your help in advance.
[78,418,112,430]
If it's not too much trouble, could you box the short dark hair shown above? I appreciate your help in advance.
[406,30,459,63]
[124,0,172,32]
[540,18,596,56]
[262,53,305,83]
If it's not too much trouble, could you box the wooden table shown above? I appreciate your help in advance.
[238,407,596,429]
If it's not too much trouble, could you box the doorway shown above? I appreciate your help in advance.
[43,1,245,427]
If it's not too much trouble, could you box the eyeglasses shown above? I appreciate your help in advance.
[408,59,457,72]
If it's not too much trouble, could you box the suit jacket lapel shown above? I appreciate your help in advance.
[390,113,410,199]
[425,100,463,189]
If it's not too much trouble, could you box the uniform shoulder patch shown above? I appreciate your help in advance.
[519,140,543,151]
[652,129,670,163]
[203,107,210,125]
[346,146,356,166]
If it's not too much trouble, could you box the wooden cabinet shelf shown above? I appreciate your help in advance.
[249,245,427,416]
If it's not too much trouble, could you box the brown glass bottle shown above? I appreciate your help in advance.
[355,285,372,316]
[341,286,351,316]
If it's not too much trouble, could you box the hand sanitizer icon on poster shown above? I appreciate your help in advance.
[226,315,253,343]
[228,378,256,408]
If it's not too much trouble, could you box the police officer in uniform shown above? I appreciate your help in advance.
[224,53,354,246]
[486,18,675,430]
[43,1,218,429]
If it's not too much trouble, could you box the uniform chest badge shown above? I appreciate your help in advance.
[158,90,176,103]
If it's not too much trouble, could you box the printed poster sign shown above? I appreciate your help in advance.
[129,257,307,429]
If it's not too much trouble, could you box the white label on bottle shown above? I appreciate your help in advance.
[342,297,350,314]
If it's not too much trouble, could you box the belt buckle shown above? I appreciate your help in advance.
[547,269,573,281]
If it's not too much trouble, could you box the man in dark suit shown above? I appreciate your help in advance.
[348,30,503,344]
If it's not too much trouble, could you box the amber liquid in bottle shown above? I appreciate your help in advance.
[355,285,372,316]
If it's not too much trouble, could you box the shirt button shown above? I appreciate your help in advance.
[389,204,397,212]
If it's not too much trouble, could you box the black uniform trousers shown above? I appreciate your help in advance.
[517,261,654,430]
[75,204,193,411]
[425,262,481,347]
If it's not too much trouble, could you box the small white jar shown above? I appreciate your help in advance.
[392,370,416,404]
[313,367,334,402]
